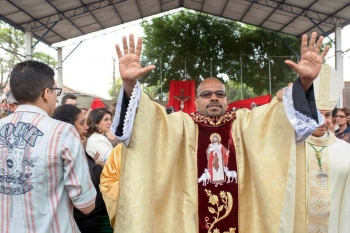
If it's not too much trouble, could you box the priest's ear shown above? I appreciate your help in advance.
[194,98,199,109]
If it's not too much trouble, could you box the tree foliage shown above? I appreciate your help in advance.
[140,10,303,96]
[108,77,123,100]
[0,21,57,94]
[225,80,260,102]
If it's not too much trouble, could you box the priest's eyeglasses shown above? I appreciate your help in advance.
[197,91,226,99]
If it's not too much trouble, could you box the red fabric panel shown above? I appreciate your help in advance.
[196,121,239,232]
[90,98,106,109]
[228,94,272,110]
[167,80,196,113]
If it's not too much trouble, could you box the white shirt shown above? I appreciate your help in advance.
[0,105,96,233]
[86,132,113,162]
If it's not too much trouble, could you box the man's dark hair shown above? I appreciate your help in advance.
[52,104,82,125]
[10,60,55,104]
[80,107,88,111]
[87,108,112,137]
[61,94,77,104]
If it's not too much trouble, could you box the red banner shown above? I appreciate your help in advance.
[228,94,272,110]
[167,80,196,113]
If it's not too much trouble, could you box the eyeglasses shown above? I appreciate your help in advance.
[197,91,226,99]
[335,115,346,119]
[41,87,62,97]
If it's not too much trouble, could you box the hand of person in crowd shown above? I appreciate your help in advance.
[93,151,100,161]
[116,34,156,97]
[284,32,330,92]
[96,161,105,167]
[276,82,293,101]
[85,108,92,119]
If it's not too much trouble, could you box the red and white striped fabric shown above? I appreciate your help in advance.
[0,105,96,233]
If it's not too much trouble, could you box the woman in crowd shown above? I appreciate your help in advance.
[52,104,105,233]
[86,108,114,161]
[334,107,350,143]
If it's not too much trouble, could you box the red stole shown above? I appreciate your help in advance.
[189,110,238,233]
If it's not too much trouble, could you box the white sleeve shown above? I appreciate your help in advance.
[110,82,141,147]
[282,85,324,144]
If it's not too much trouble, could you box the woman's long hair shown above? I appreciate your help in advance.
[86,108,112,137]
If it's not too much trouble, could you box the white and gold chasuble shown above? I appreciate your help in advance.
[294,132,350,233]
[100,90,316,233]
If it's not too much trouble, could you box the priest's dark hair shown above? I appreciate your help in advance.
[52,104,82,125]
[87,108,112,137]
[10,60,55,104]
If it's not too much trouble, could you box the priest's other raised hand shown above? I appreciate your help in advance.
[116,34,156,97]
[285,32,330,92]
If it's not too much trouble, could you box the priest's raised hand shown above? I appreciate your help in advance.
[116,34,156,97]
[285,31,330,92]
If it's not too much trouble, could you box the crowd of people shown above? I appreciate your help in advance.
[1,31,350,233]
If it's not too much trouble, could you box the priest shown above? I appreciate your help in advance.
[101,32,329,233]
[294,64,350,233]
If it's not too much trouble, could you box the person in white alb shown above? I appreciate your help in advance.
[294,64,350,233]
[0,60,96,233]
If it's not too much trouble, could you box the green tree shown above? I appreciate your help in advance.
[224,80,260,102]
[140,10,302,95]
[0,21,57,94]
[108,77,123,100]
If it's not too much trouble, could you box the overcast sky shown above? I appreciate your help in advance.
[37,20,350,100]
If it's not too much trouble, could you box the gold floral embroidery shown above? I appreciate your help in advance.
[205,189,234,233]
[307,140,330,233]
[189,111,236,127]
[209,227,236,233]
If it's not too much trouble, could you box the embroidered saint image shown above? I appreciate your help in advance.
[198,133,237,187]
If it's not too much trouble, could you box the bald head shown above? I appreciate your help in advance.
[197,77,225,96]
[195,77,228,117]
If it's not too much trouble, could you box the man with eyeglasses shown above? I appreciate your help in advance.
[293,64,350,232]
[101,32,328,232]
[0,60,96,232]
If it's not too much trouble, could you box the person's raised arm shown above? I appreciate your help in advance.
[111,34,156,144]
[280,32,330,142]
[285,32,330,92]
[116,34,155,97]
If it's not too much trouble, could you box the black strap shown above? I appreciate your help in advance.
[115,91,130,136]
[292,77,318,124]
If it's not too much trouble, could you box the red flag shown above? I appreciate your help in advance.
[228,94,272,110]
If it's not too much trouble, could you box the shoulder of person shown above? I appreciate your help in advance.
[335,136,350,148]
[88,132,110,143]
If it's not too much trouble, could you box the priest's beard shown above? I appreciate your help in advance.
[205,102,224,117]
